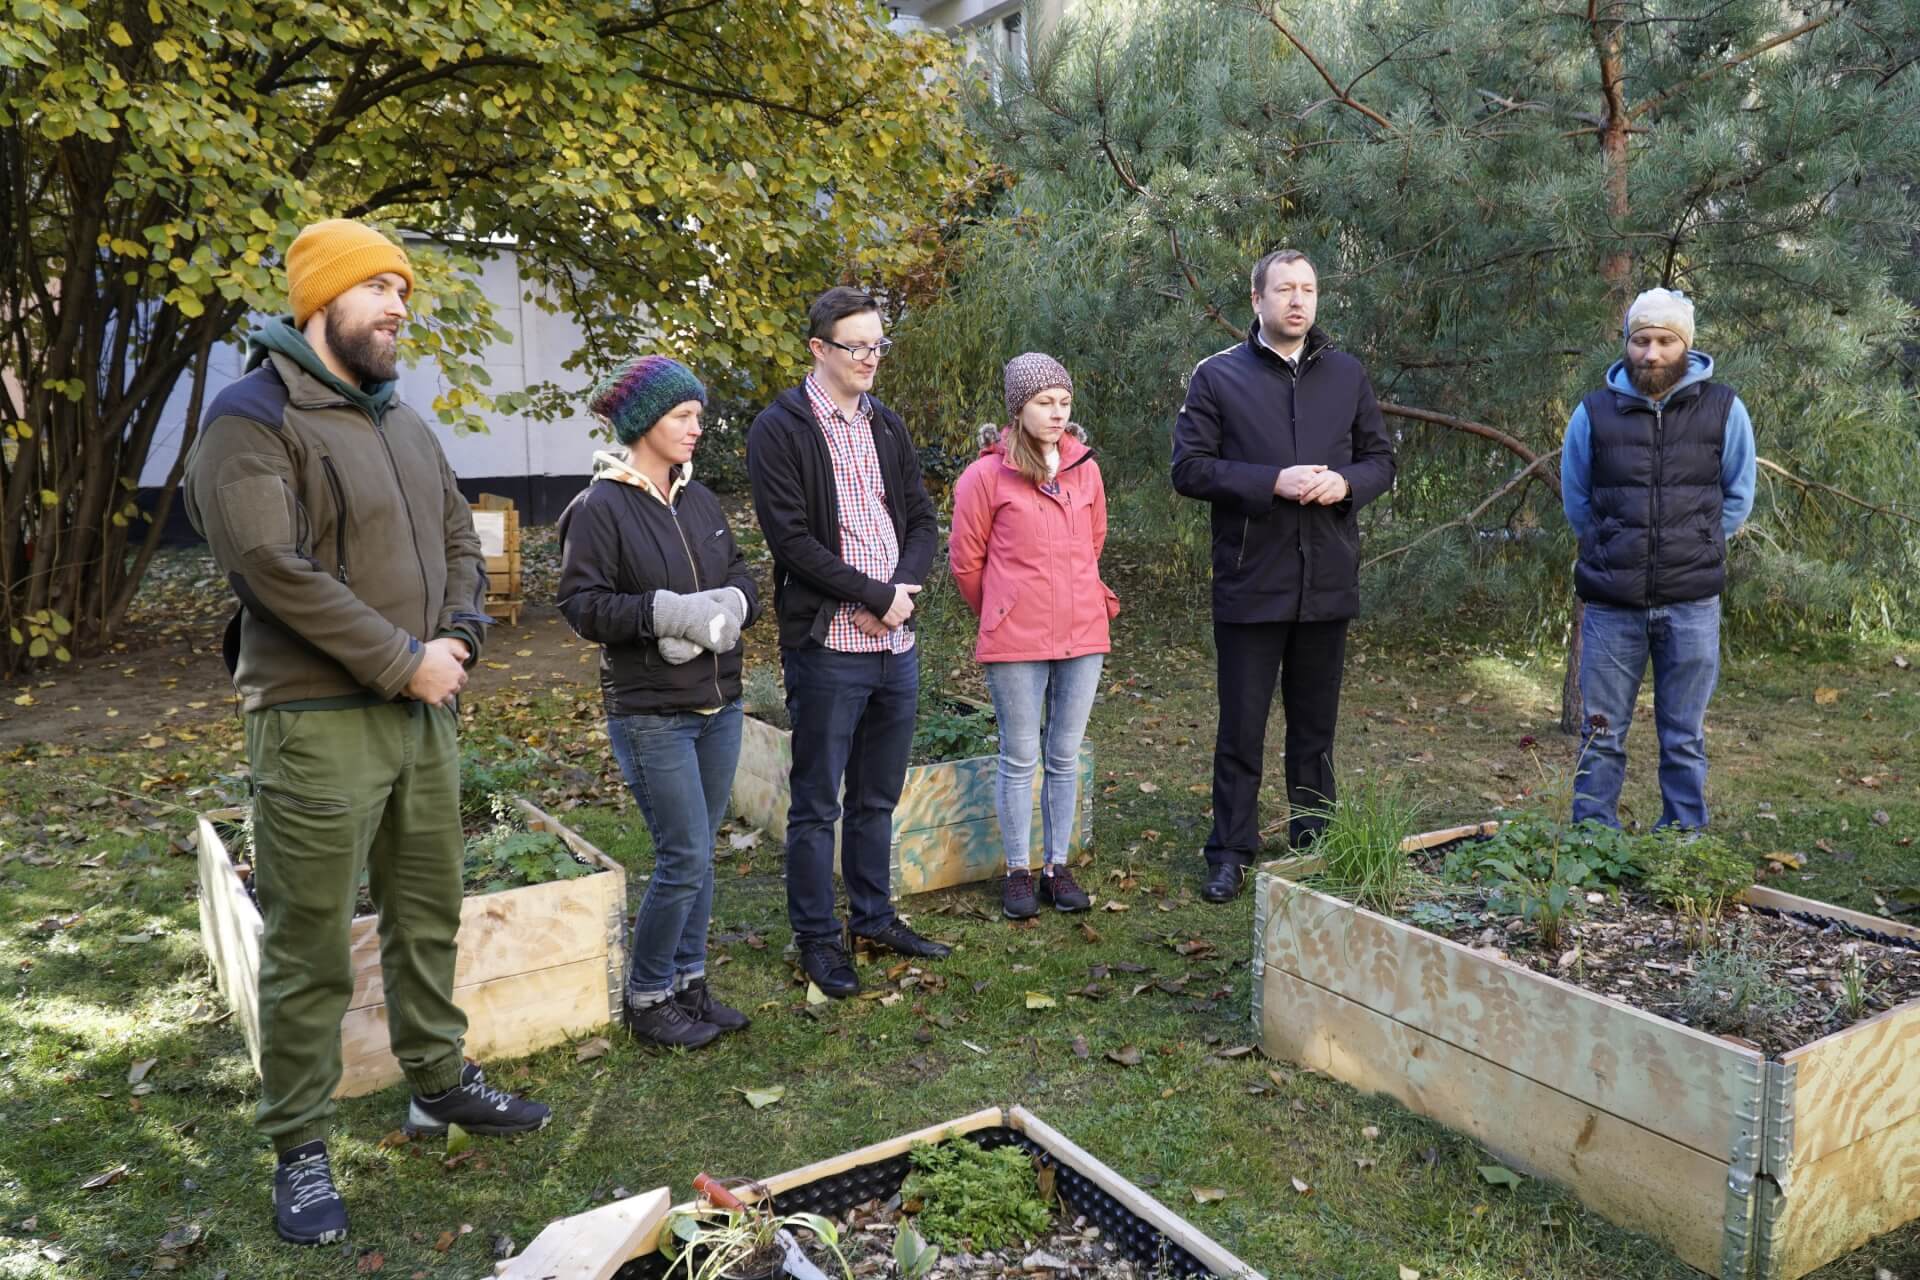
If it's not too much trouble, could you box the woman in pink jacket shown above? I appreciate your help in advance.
[950,353,1120,920]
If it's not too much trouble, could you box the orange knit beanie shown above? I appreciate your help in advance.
[287,220,415,326]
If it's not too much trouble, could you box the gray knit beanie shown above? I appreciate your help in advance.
[1003,352,1073,421]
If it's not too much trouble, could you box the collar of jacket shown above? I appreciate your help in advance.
[245,316,397,420]
[1246,318,1333,372]
[592,450,689,505]
[976,423,1096,474]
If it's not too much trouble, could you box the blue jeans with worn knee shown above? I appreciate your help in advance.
[1574,597,1720,830]
[607,702,742,1004]
[984,654,1103,870]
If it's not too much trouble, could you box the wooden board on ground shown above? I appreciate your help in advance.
[1259,963,1728,1274]
[497,1187,670,1280]
[1740,884,1920,944]
[196,808,264,1070]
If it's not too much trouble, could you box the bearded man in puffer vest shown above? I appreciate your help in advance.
[1561,288,1757,831]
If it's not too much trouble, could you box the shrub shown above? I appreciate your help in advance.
[901,1140,1052,1252]
[1642,830,1756,930]
[1678,924,1796,1040]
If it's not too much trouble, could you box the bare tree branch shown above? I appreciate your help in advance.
[1364,450,1562,569]
[1244,1,1395,130]
[1757,457,1919,526]
[1630,13,1836,119]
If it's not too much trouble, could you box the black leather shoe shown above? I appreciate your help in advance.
[800,939,860,998]
[1201,861,1246,904]
[674,977,749,1033]
[853,920,953,959]
[623,996,721,1049]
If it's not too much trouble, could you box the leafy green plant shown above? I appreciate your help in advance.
[1443,815,1645,889]
[912,700,997,766]
[893,1221,940,1280]
[659,1199,850,1280]
[463,795,590,894]
[458,743,551,825]
[1678,924,1797,1040]
[1641,830,1756,940]
[901,1139,1052,1252]
[1298,776,1425,915]
[1835,950,1883,1024]
[1482,851,1587,953]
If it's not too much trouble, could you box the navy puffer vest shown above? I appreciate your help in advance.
[1574,380,1733,608]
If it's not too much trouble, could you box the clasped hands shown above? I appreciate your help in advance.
[1275,464,1349,505]
[851,582,920,639]
[653,587,749,664]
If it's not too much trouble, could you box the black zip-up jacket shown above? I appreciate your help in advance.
[1171,323,1396,622]
[555,473,760,716]
[746,385,939,650]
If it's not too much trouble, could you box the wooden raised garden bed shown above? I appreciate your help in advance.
[497,1105,1263,1279]
[1251,823,1920,1280]
[197,797,626,1098]
[732,714,1094,898]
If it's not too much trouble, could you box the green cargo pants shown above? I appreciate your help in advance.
[244,701,469,1151]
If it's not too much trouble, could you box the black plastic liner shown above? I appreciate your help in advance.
[612,1125,1213,1278]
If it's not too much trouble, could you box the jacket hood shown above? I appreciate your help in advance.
[975,422,1090,458]
[246,316,396,418]
[1604,349,1715,407]
[1246,318,1333,363]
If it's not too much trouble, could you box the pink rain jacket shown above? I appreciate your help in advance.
[949,428,1120,663]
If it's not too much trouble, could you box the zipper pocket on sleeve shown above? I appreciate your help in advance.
[320,456,351,585]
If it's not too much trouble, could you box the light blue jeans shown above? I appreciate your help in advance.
[983,655,1103,870]
[1574,597,1721,830]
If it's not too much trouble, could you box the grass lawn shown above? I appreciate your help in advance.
[1,544,1915,1280]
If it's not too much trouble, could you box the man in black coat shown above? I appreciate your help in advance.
[747,287,950,998]
[1171,250,1397,902]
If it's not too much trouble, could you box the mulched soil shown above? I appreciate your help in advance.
[1393,841,1920,1057]
[825,1194,1183,1279]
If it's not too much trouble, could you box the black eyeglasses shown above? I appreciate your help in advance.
[818,338,894,361]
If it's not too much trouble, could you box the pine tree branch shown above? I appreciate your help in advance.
[1629,13,1836,120]
[1363,451,1561,569]
[1377,401,1551,488]
[1245,1,1395,131]
[1757,457,1918,526]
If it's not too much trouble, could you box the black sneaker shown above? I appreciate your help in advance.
[674,978,749,1033]
[800,938,860,998]
[273,1141,348,1246]
[1002,869,1038,920]
[625,995,722,1048]
[1038,865,1091,912]
[404,1063,551,1137]
[854,920,953,960]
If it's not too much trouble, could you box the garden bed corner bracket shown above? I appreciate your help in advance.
[1721,1048,1769,1279]
[1248,878,1271,1037]
[1751,1058,1797,1280]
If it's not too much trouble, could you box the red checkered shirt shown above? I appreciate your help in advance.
[804,374,912,654]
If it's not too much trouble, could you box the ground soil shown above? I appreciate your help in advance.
[830,1194,1180,1279]
[1387,840,1920,1056]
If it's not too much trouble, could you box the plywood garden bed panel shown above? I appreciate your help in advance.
[197,797,626,1098]
[1252,826,1920,1280]
[733,714,1093,898]
[497,1106,1263,1279]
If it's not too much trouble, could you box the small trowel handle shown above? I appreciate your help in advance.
[692,1172,747,1212]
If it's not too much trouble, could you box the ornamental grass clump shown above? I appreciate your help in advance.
[1300,777,1425,915]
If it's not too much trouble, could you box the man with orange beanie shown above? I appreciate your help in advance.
[185,219,550,1247]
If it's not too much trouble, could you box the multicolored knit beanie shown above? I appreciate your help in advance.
[1003,352,1073,421]
[587,356,707,445]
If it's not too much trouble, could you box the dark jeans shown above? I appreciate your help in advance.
[1205,618,1349,867]
[781,644,918,942]
[607,702,743,1002]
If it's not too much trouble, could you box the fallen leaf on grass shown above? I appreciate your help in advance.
[82,1164,129,1191]
[378,1129,410,1149]
[1102,900,1130,912]
[1479,1164,1524,1188]
[127,1057,158,1085]
[1079,922,1101,943]
[434,1230,456,1252]
[1070,1035,1089,1059]
[1814,687,1840,705]
[1105,1045,1143,1067]
[728,828,762,852]
[805,981,829,1006]
[445,1123,472,1157]
[1290,1177,1312,1194]
[155,1224,204,1256]
[736,1085,786,1110]
[1211,1045,1255,1059]
[1138,781,1158,793]
[1399,1267,1422,1280]
[1764,851,1806,871]
[575,1036,612,1063]
[1024,991,1057,1009]
[1362,1125,1381,1141]
[356,1250,385,1273]
[1190,1187,1228,1204]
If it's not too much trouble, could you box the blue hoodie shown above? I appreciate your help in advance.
[1561,350,1755,542]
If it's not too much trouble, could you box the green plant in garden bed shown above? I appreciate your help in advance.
[462,795,591,895]
[660,1198,850,1280]
[900,1139,1052,1252]
[1640,828,1756,937]
[1677,922,1797,1040]
[1298,776,1426,915]
[1440,815,1645,889]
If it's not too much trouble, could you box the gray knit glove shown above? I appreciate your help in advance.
[658,635,703,664]
[652,588,739,652]
[683,587,747,652]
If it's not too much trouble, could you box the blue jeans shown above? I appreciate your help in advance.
[607,702,743,1003]
[1574,597,1721,830]
[782,645,918,943]
[983,655,1103,870]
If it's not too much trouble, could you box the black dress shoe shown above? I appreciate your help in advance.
[853,920,953,959]
[675,977,749,1033]
[1201,861,1246,903]
[800,939,860,998]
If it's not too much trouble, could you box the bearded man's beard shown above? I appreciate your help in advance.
[1628,352,1687,398]
[325,311,400,383]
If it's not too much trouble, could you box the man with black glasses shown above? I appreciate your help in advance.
[747,287,948,998]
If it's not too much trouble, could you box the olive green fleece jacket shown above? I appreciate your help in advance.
[184,320,489,711]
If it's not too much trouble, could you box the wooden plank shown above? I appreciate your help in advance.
[1741,885,1920,944]
[1402,820,1502,852]
[345,870,622,1011]
[497,1187,670,1280]
[337,955,612,1097]
[519,798,623,874]
[1258,873,1758,1160]
[1259,965,1729,1276]
[196,809,265,1070]
[1782,998,1920,1167]
[1009,1107,1266,1280]
[1771,1115,1920,1280]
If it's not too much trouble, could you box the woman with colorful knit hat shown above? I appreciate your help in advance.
[556,356,760,1048]
[949,353,1120,920]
